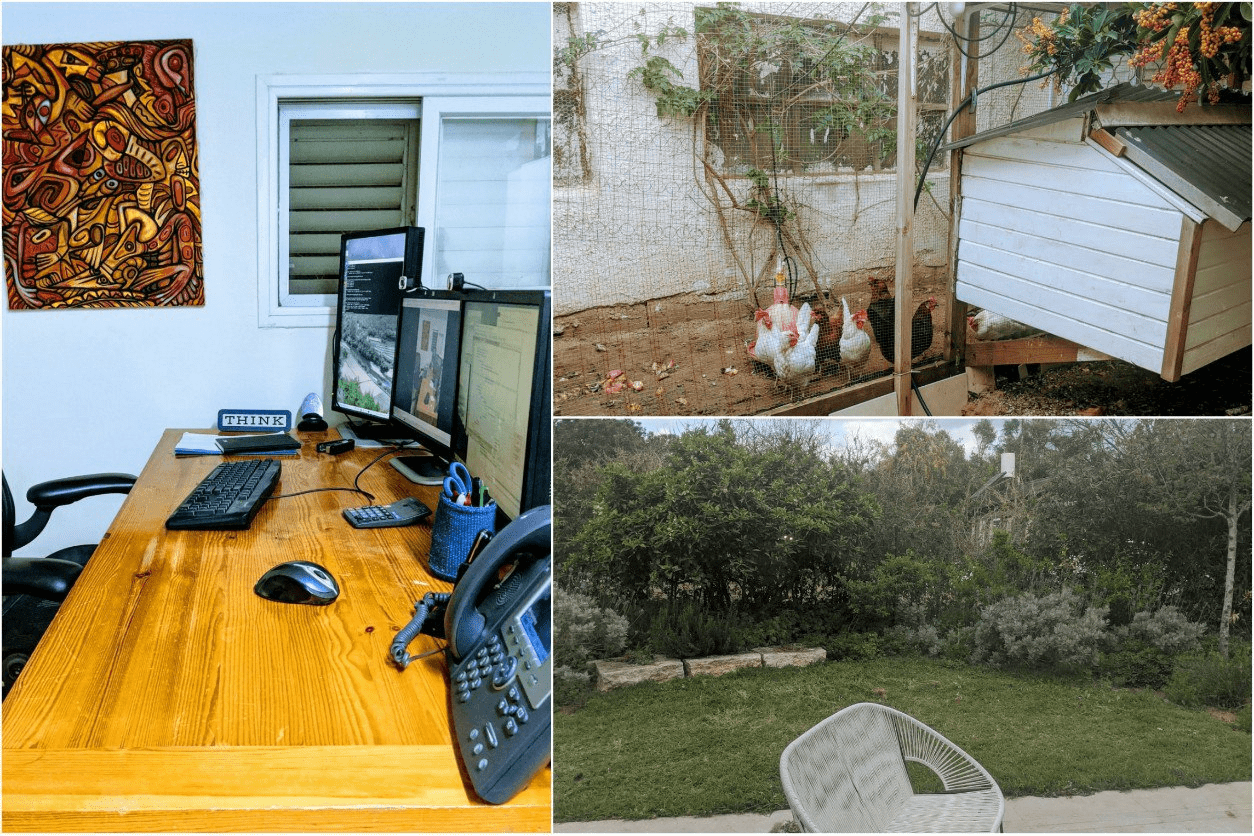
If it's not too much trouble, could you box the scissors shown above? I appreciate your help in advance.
[443,462,473,503]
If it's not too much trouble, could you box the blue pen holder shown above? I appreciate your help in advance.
[428,491,496,581]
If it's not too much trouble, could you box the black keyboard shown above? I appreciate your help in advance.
[165,458,282,530]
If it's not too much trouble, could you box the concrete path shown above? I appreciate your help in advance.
[555,782,1251,833]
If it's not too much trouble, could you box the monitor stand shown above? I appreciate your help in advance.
[390,454,447,486]
[338,422,406,448]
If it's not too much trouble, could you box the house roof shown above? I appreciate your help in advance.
[1113,123,1251,230]
[948,82,1252,230]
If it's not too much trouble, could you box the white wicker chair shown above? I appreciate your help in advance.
[780,702,1004,832]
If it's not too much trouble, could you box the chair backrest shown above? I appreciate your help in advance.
[780,702,913,832]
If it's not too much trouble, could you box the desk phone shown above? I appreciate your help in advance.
[444,505,551,805]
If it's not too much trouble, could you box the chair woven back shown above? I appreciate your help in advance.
[779,702,1002,832]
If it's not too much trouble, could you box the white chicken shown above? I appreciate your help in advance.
[838,296,871,377]
[968,309,1038,341]
[771,301,819,384]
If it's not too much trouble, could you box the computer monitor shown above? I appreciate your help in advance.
[390,289,464,483]
[331,227,424,439]
[456,289,551,521]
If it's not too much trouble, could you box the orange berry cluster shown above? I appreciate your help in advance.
[1131,2,1242,111]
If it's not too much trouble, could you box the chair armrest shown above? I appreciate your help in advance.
[3,557,83,601]
[27,473,136,509]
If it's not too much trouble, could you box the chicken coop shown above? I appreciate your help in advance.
[552,2,1066,417]
[951,82,1252,383]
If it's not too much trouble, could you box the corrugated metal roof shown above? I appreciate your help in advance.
[945,82,1176,150]
[947,81,1252,228]
[1114,123,1252,231]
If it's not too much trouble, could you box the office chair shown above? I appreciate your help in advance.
[3,470,136,697]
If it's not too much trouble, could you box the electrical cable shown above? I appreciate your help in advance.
[914,67,1059,210]
[390,591,452,669]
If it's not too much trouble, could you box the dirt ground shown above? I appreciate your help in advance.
[554,272,955,417]
[554,284,1252,418]
[963,347,1252,417]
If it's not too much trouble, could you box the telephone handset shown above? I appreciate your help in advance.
[444,504,551,805]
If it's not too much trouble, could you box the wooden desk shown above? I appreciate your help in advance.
[2,429,551,832]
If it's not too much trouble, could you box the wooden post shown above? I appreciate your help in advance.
[894,4,917,415]
[947,8,979,368]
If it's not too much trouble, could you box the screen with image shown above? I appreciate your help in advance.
[331,228,422,425]
[456,289,551,520]
[391,291,463,482]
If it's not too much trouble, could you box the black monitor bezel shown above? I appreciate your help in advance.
[330,226,424,426]
[456,287,552,521]
[389,287,465,467]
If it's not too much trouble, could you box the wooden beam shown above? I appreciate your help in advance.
[947,9,979,369]
[1089,127,1127,157]
[966,334,1112,366]
[1160,216,1205,382]
[766,362,955,416]
[1095,101,1252,128]
[894,5,917,416]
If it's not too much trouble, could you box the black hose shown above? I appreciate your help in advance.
[914,68,1060,209]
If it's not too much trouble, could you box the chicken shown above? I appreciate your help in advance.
[838,296,871,378]
[772,301,819,384]
[911,297,937,360]
[865,277,894,360]
[810,302,843,371]
[863,277,937,363]
[968,309,1037,341]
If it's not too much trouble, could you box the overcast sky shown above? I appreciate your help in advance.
[627,417,998,457]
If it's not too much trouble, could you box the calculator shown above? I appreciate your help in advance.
[343,497,432,529]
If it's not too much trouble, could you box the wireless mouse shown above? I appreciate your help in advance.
[254,560,340,605]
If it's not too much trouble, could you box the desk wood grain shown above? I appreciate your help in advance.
[2,429,551,832]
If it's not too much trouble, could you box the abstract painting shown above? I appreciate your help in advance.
[2,39,203,309]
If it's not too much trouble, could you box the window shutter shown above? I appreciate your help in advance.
[287,119,419,297]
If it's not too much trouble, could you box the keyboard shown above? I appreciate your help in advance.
[165,458,282,530]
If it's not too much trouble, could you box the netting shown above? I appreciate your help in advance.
[552,2,1083,416]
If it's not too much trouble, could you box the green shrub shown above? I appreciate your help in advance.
[1100,606,1207,688]
[554,665,595,709]
[646,601,744,659]
[971,589,1109,673]
[1163,642,1252,710]
[554,587,630,667]
[827,631,881,661]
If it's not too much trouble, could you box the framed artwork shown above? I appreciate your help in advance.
[2,39,203,309]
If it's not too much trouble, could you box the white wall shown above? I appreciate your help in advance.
[2,2,551,553]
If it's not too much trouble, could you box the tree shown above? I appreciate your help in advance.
[568,419,879,621]
[1019,2,1251,107]
[1123,420,1251,657]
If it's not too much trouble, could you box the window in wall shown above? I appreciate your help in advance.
[280,101,420,307]
[258,76,550,328]
[694,8,950,176]
[432,115,551,288]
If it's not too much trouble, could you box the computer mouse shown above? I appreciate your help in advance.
[254,560,339,605]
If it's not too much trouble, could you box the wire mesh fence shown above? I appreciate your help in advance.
[552,2,1095,416]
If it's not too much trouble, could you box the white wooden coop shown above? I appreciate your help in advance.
[950,83,1251,382]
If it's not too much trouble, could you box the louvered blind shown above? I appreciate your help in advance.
[287,119,418,297]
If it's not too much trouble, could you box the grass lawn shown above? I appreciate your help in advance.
[554,656,1251,823]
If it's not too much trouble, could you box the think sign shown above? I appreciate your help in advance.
[217,409,293,432]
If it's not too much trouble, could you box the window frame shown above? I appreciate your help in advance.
[256,72,549,328]
[694,12,950,178]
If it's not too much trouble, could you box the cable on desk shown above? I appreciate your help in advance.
[390,591,451,670]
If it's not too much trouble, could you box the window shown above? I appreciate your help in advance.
[257,74,550,327]
[281,101,420,307]
[694,8,950,176]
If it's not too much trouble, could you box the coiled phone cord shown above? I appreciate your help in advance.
[390,591,451,670]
